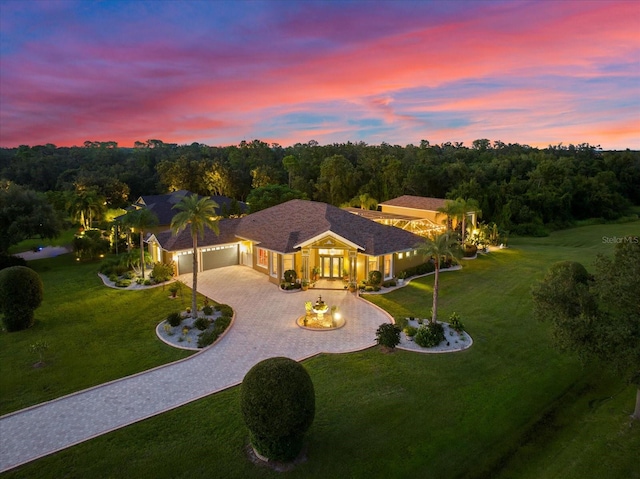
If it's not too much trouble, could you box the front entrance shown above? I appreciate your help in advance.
[320,256,343,279]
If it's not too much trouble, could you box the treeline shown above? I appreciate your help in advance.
[1,139,638,235]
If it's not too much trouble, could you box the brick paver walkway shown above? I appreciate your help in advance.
[0,266,391,472]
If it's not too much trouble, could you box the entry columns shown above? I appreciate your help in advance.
[302,248,310,282]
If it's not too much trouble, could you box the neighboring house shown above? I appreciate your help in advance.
[131,190,247,235]
[147,199,427,286]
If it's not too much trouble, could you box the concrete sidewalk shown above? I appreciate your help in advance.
[0,266,391,472]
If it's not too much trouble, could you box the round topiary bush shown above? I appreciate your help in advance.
[368,270,382,286]
[240,357,315,462]
[0,265,43,332]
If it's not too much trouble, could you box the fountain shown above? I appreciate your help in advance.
[297,294,346,330]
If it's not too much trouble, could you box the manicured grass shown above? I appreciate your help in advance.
[7,228,77,254]
[3,222,639,478]
[0,254,197,414]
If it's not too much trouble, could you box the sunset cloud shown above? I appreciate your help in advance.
[0,0,638,149]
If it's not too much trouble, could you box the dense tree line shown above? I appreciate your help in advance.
[1,139,638,237]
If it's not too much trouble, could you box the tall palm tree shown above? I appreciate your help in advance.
[417,232,462,324]
[123,208,159,279]
[171,194,220,319]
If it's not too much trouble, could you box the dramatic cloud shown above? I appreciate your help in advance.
[0,0,638,149]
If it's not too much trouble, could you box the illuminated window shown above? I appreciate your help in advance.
[398,252,404,259]
[257,248,268,268]
[384,255,392,278]
[283,254,294,272]
[368,257,378,273]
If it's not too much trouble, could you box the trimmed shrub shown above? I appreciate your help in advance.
[151,261,175,283]
[283,269,297,283]
[197,315,232,348]
[463,244,478,257]
[240,357,315,462]
[0,254,27,271]
[215,304,234,317]
[376,323,401,349]
[202,305,214,316]
[194,316,210,331]
[449,312,465,332]
[167,312,182,327]
[368,270,382,286]
[0,266,43,332]
[382,279,397,288]
[114,279,131,287]
[414,322,445,348]
[404,325,418,338]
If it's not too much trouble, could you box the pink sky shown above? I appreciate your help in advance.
[0,0,638,149]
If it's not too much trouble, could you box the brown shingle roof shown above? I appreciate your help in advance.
[379,195,446,212]
[236,200,422,255]
[154,199,423,255]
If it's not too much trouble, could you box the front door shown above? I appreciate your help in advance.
[320,256,343,279]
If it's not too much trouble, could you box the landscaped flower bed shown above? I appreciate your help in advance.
[398,317,472,353]
[156,304,234,350]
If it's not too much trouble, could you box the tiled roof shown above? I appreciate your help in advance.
[155,199,423,255]
[136,191,247,225]
[152,218,241,252]
[379,195,446,212]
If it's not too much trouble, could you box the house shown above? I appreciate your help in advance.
[147,199,428,287]
[131,190,246,235]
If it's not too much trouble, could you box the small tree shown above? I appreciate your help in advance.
[532,240,640,419]
[0,266,44,331]
[240,357,315,462]
[376,323,401,349]
[30,340,49,366]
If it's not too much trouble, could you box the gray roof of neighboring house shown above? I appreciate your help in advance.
[379,195,446,212]
[135,190,247,225]
[153,199,423,255]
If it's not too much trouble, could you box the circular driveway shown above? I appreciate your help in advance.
[0,266,391,472]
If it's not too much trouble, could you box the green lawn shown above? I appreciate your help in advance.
[2,223,639,478]
[6,228,77,254]
[0,254,196,414]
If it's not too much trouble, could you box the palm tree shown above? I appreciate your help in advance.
[65,188,105,230]
[417,232,462,324]
[436,199,463,233]
[170,194,220,319]
[350,193,378,210]
[456,197,482,246]
[437,198,481,245]
[122,208,159,279]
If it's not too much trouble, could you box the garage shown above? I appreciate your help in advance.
[177,252,194,275]
[202,244,239,270]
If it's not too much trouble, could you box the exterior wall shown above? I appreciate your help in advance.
[393,250,424,275]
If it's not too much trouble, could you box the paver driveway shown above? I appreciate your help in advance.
[0,266,392,472]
